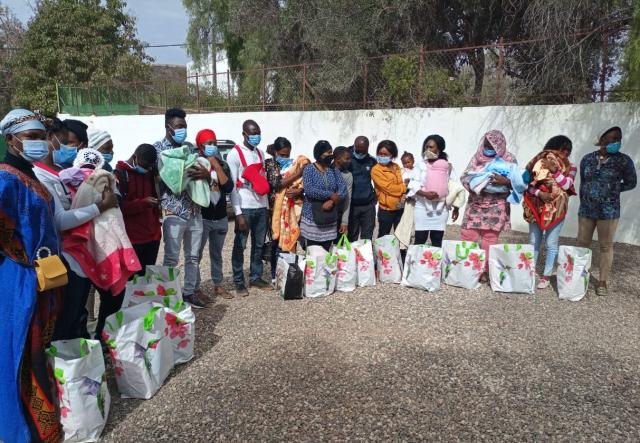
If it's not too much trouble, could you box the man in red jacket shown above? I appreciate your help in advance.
[115,143,162,274]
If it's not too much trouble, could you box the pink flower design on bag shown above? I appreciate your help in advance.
[165,312,188,340]
[377,249,393,274]
[60,406,70,418]
[419,250,439,268]
[562,254,574,282]
[305,261,315,285]
[177,339,190,349]
[133,290,145,297]
[468,252,484,271]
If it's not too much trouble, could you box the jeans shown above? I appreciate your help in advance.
[577,217,619,283]
[94,240,160,340]
[232,207,267,287]
[377,208,404,237]
[53,268,92,340]
[529,221,564,277]
[415,230,444,247]
[460,228,500,271]
[348,203,376,241]
[162,214,203,297]
[196,218,229,289]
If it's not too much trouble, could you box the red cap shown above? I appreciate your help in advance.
[195,129,216,148]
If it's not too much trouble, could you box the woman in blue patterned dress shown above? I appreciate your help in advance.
[0,109,64,442]
[577,126,637,296]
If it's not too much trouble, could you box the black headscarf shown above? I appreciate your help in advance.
[63,119,89,144]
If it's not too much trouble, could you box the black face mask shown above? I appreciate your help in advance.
[320,155,334,166]
[338,161,351,171]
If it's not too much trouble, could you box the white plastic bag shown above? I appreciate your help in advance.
[333,234,357,292]
[374,235,403,284]
[121,266,182,309]
[442,240,486,289]
[489,244,535,294]
[161,301,196,364]
[557,246,592,301]
[47,338,110,443]
[102,302,174,399]
[304,245,338,298]
[275,253,305,300]
[352,239,376,287]
[401,244,443,292]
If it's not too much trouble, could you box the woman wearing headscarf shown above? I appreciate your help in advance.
[460,130,517,279]
[0,109,64,443]
[523,135,576,289]
[577,126,637,296]
[300,140,348,250]
[88,128,114,172]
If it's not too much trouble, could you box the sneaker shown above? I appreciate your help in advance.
[596,285,609,296]
[249,278,271,289]
[184,294,207,309]
[235,286,249,297]
[195,288,212,304]
[537,277,551,289]
[215,285,234,300]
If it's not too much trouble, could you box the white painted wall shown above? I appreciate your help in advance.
[64,102,640,245]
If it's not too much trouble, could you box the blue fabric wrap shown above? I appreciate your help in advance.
[0,167,60,443]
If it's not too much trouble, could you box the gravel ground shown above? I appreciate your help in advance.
[100,224,640,442]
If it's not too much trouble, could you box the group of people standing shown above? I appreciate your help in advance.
[0,104,636,443]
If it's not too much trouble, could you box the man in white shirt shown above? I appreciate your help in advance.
[226,120,270,296]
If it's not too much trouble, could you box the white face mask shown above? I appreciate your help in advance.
[424,149,438,161]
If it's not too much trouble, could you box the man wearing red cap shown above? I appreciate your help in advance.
[194,129,234,300]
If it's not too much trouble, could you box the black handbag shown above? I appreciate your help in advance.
[282,256,304,300]
[310,167,339,226]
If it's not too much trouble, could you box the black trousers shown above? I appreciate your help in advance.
[53,267,92,340]
[348,203,376,242]
[377,208,404,237]
[415,230,444,247]
[94,240,160,340]
[303,238,334,252]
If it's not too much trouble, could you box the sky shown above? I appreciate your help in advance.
[3,0,191,65]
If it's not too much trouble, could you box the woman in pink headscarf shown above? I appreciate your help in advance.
[460,130,517,279]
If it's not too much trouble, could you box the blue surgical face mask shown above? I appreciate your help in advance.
[353,152,367,160]
[132,159,149,174]
[204,144,218,157]
[483,149,497,157]
[376,156,391,165]
[170,127,187,144]
[276,156,293,169]
[19,138,49,162]
[102,153,113,164]
[53,146,78,167]
[247,134,261,147]
[606,141,621,154]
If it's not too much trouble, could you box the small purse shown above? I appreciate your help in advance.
[310,167,339,226]
[34,247,68,292]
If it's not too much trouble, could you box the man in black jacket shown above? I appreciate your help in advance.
[348,135,377,241]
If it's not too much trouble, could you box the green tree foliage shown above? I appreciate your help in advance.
[616,1,640,100]
[11,0,152,114]
[0,5,24,116]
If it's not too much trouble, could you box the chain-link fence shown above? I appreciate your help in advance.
[58,30,633,116]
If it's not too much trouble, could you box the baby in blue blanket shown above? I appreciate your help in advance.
[467,157,530,204]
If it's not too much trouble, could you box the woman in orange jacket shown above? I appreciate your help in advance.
[371,140,407,236]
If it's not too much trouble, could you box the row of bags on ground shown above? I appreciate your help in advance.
[46,266,195,442]
[276,234,592,301]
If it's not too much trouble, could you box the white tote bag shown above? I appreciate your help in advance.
[352,239,376,287]
[489,244,536,294]
[161,301,195,364]
[103,302,174,399]
[304,245,337,298]
[333,234,357,292]
[121,266,182,309]
[557,246,592,302]
[401,244,443,292]
[374,234,403,284]
[47,339,110,443]
[442,240,486,289]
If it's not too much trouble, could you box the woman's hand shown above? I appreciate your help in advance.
[322,200,335,211]
[417,190,439,200]
[329,192,341,204]
[541,158,558,174]
[339,224,348,234]
[451,207,459,222]
[491,174,511,187]
[285,188,303,198]
[97,188,118,213]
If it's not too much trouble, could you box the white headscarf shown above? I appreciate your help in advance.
[87,128,112,151]
[0,109,46,136]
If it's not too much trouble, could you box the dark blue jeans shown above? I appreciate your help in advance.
[232,207,267,287]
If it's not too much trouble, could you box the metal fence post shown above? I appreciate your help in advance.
[599,32,609,102]
[227,70,231,112]
[163,81,168,110]
[302,64,307,111]
[195,72,201,112]
[418,45,425,105]
[497,37,504,105]
[362,61,368,108]
[262,66,267,111]
[55,82,61,115]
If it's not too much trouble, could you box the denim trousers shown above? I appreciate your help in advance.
[232,207,267,287]
[162,214,203,297]
[529,220,564,277]
[196,217,229,289]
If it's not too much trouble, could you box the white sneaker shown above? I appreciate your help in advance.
[537,277,551,289]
